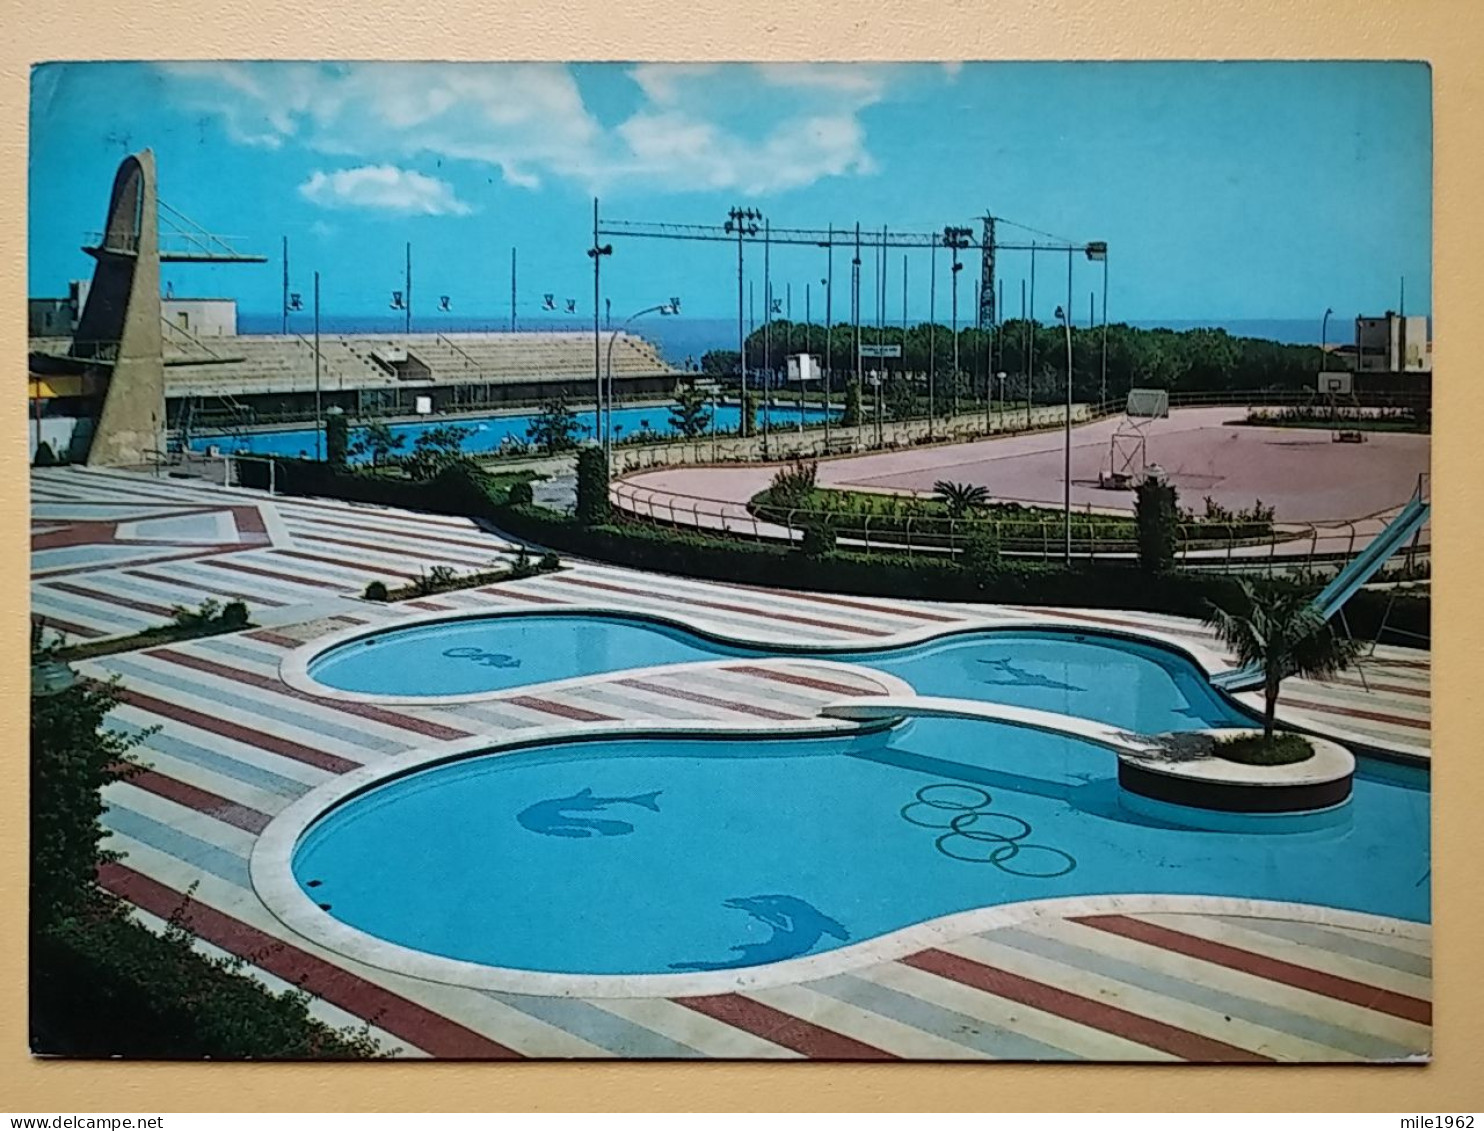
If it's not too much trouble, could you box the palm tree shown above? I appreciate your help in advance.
[1205,579,1363,742]
[933,480,990,519]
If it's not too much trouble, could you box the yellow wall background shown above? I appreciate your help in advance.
[3,0,1479,1112]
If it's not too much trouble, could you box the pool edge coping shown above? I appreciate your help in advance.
[277,600,1245,710]
[250,707,1426,1001]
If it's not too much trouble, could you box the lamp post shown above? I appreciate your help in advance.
[588,198,613,451]
[604,300,679,462]
[1055,302,1073,565]
[1321,306,1334,371]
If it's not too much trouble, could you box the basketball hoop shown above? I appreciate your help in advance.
[1100,388,1168,489]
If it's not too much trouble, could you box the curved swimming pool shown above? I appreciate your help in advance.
[303,612,1252,734]
[290,720,1430,977]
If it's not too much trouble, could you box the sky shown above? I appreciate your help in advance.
[28,61,1432,327]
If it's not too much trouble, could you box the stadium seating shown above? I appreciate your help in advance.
[154,332,676,396]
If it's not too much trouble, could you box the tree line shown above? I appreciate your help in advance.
[700,320,1329,403]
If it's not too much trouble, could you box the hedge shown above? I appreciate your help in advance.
[495,504,1429,645]
[238,458,515,518]
[31,913,384,1059]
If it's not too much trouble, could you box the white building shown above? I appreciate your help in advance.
[1355,312,1430,374]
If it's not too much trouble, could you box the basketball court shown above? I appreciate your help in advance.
[820,404,1429,524]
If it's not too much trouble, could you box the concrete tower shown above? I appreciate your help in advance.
[74,150,165,466]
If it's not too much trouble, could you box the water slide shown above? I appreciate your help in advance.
[1209,490,1431,694]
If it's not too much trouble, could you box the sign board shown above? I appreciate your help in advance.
[787,353,819,383]
[858,343,902,359]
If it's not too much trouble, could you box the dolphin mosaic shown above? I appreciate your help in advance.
[670,895,849,971]
[442,646,522,668]
[515,786,662,838]
[976,656,1083,692]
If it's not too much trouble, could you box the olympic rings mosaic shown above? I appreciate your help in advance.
[900,783,1078,877]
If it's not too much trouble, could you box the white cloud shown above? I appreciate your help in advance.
[298,165,473,216]
[160,61,892,198]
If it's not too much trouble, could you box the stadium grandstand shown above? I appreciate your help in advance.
[26,149,679,464]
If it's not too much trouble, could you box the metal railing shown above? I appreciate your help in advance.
[606,477,1423,574]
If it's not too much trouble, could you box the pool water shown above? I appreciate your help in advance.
[307,614,1252,734]
[192,402,838,461]
[293,722,1431,976]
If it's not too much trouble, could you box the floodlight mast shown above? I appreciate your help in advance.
[595,213,1105,447]
[725,207,761,439]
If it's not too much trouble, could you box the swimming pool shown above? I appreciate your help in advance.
[288,721,1430,978]
[302,612,1253,734]
[192,402,839,461]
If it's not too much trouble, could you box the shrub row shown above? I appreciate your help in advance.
[495,504,1429,645]
[31,912,384,1059]
[238,458,515,518]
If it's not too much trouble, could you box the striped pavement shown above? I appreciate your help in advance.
[32,466,522,642]
[31,467,1430,1060]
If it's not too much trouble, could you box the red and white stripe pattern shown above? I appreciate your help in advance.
[32,467,523,642]
[32,468,1430,1060]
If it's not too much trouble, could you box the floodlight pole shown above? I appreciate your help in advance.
[763,218,773,451]
[281,236,290,335]
[1100,249,1109,406]
[1059,248,1074,566]
[588,198,613,454]
[313,270,322,461]
[853,222,863,447]
[823,227,833,448]
[928,233,937,440]
[726,206,759,441]
[510,247,517,333]
[1021,278,1030,429]
[404,242,412,335]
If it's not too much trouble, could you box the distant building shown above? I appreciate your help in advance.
[161,297,237,338]
[1354,312,1430,374]
[27,280,87,337]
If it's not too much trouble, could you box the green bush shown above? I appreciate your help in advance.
[33,441,58,468]
[239,459,503,520]
[770,458,819,507]
[32,911,384,1058]
[961,523,1002,589]
[220,600,250,628]
[539,550,561,571]
[800,521,837,558]
[29,650,383,1059]
[507,480,534,506]
[1135,479,1180,574]
[324,413,349,468]
[363,580,389,602]
[842,378,863,427]
[575,446,610,525]
[493,501,1428,645]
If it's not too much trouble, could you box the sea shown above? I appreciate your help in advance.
[238,314,1401,369]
